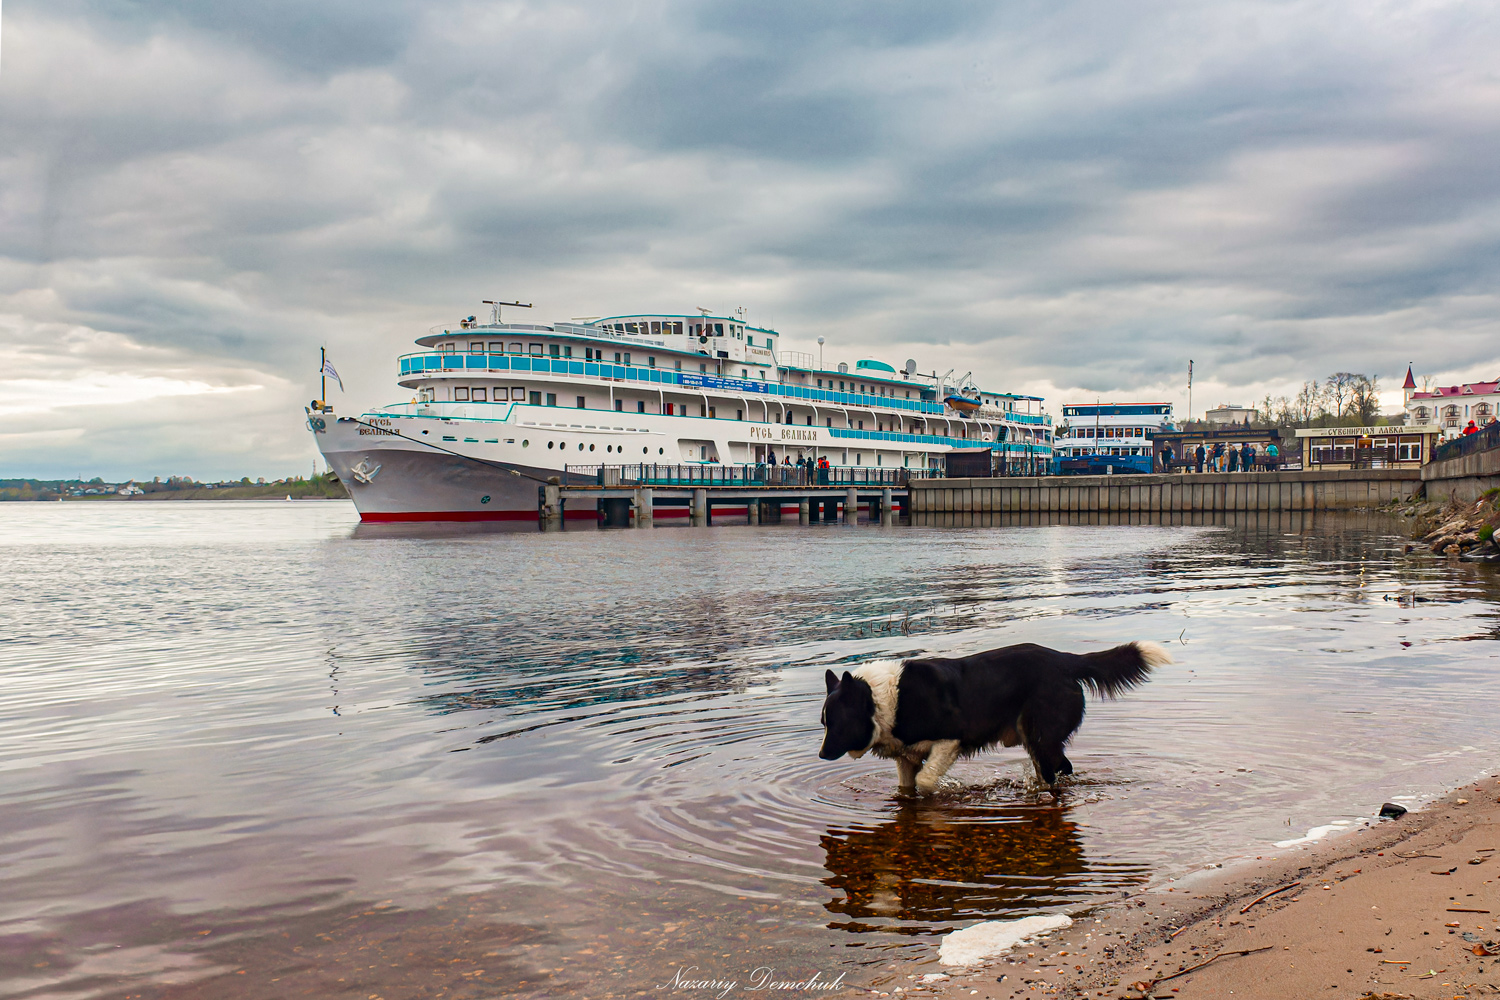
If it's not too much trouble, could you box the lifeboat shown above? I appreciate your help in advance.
[945,393,982,414]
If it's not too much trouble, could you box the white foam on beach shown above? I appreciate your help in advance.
[1273,818,1371,849]
[938,914,1073,966]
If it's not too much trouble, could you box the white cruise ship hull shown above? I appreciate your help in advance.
[308,311,1054,522]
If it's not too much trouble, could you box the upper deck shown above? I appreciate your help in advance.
[400,314,1052,427]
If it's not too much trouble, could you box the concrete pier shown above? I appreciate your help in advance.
[909,468,1420,522]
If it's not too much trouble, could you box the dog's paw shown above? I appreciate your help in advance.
[914,774,943,795]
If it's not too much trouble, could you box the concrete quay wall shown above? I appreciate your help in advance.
[910,468,1420,518]
[1421,447,1500,504]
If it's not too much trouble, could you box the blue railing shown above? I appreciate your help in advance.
[566,464,940,487]
[1433,422,1500,463]
[395,351,1050,425]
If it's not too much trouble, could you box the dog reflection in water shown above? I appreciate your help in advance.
[820,801,1143,926]
[818,641,1169,794]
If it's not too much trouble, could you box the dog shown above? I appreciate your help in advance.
[818,640,1170,794]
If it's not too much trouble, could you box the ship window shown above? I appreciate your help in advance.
[469,342,484,352]
[708,406,716,418]
[473,388,487,402]
[564,346,573,358]
[741,369,748,378]
[637,400,646,413]
[675,359,682,370]
[651,322,661,335]
[807,415,813,425]
[759,371,765,380]
[549,344,561,358]
[547,441,554,449]
[648,356,656,367]
[454,387,469,401]
[736,410,743,420]
[530,343,543,356]
[858,420,864,430]
[623,353,631,365]
[699,363,707,372]
[747,336,754,347]
[615,400,623,411]
[615,352,622,363]
[576,396,585,408]
[827,418,833,427]
[489,342,504,352]
[546,393,557,406]
[510,387,523,399]
[509,342,522,353]
[714,323,724,336]
[530,391,542,405]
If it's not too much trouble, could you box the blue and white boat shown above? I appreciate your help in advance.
[307,309,1054,521]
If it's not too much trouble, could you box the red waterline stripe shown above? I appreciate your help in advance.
[360,509,596,523]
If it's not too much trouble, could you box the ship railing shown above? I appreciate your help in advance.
[564,465,940,488]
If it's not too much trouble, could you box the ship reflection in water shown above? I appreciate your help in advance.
[821,790,1148,932]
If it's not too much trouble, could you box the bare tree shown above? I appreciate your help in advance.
[1350,375,1381,425]
[1294,380,1324,424]
[1325,372,1360,420]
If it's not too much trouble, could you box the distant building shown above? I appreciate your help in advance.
[1056,403,1173,473]
[116,482,144,496]
[1203,404,1256,426]
[1404,365,1498,438]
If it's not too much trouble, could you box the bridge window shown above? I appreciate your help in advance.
[509,342,522,353]
[530,343,543,356]
[454,387,469,401]
[549,344,561,358]
[469,342,484,352]
[511,386,524,400]
[489,342,504,352]
[473,388,487,402]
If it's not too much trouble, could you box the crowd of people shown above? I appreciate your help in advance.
[1157,440,1279,473]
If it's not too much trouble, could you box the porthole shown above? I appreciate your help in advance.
[642,447,648,454]
[578,443,584,451]
[548,441,554,449]
[589,444,595,451]
[522,439,529,447]
[658,448,664,455]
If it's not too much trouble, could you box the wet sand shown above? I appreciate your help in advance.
[889,776,1500,999]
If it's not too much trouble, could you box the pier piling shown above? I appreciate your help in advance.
[881,488,895,526]
[747,497,759,525]
[844,488,858,524]
[541,483,563,532]
[633,488,654,528]
[691,489,708,527]
[798,499,810,525]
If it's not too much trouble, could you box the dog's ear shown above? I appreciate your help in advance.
[825,669,839,693]
[841,671,854,688]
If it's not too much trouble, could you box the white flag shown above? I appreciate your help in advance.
[322,358,344,392]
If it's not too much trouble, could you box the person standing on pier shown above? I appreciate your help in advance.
[1160,443,1175,473]
[1266,441,1279,469]
[1243,441,1257,471]
[1195,443,1206,473]
[1228,444,1240,473]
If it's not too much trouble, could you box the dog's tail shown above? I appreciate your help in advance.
[1074,641,1171,698]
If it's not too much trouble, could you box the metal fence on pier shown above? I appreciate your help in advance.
[1433,423,1500,463]
[565,464,936,488]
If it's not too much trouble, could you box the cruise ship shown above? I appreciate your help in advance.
[307,308,1054,522]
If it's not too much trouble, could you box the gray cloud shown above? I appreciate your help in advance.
[3,0,1499,478]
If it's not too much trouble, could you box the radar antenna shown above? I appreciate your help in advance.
[482,299,532,324]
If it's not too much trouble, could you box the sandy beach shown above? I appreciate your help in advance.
[887,777,1500,1000]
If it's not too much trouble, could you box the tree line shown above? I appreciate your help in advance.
[1254,373,1384,428]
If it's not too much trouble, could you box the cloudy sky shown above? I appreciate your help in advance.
[2,0,1498,480]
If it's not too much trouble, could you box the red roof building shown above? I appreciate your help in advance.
[1407,377,1500,435]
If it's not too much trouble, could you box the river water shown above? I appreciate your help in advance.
[2,501,1498,999]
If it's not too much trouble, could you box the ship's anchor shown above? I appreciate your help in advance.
[349,458,382,484]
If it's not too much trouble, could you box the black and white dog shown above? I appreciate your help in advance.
[818,641,1170,794]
